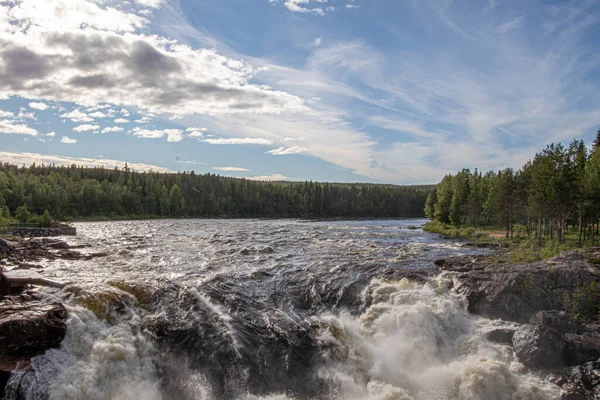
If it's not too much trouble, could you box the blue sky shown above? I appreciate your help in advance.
[0,0,599,184]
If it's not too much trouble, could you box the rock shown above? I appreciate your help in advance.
[434,259,445,267]
[0,239,15,256]
[46,241,70,250]
[530,310,580,334]
[484,326,516,345]
[63,284,136,321]
[0,300,67,356]
[512,324,567,369]
[564,332,600,365]
[441,254,600,323]
[553,360,600,399]
[259,246,275,254]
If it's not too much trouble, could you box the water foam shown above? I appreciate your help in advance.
[5,305,161,400]
[307,277,561,400]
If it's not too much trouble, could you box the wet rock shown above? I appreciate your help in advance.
[259,246,275,254]
[484,326,516,345]
[63,285,136,321]
[0,300,67,356]
[46,241,70,250]
[512,324,567,369]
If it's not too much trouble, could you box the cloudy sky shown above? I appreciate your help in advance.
[0,0,599,183]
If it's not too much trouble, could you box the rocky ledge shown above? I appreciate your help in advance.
[0,295,67,397]
[0,236,103,396]
[436,249,600,399]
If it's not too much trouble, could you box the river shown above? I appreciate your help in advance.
[5,219,561,399]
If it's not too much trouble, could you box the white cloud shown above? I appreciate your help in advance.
[247,173,287,181]
[203,137,273,145]
[60,136,77,144]
[131,127,184,142]
[120,109,130,116]
[135,116,152,123]
[88,111,107,118]
[186,127,207,132]
[284,0,325,15]
[60,109,93,123]
[73,124,99,132]
[17,108,36,120]
[0,120,38,135]
[0,0,305,116]
[114,118,130,124]
[186,127,207,137]
[101,126,124,133]
[266,146,308,155]
[345,4,360,9]
[29,102,48,110]
[134,0,164,8]
[213,167,250,172]
[313,37,322,46]
[46,131,56,137]
[0,109,14,118]
[175,160,204,166]
[0,151,172,172]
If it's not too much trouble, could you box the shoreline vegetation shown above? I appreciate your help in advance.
[0,162,430,227]
[423,130,600,262]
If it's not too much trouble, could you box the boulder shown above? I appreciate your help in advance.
[512,324,567,369]
[0,301,67,356]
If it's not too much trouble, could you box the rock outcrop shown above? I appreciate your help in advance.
[439,252,600,323]
[0,298,68,398]
[438,250,600,399]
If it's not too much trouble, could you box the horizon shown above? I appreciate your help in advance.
[0,0,599,185]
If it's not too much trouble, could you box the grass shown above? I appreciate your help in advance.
[422,220,493,241]
[424,220,589,262]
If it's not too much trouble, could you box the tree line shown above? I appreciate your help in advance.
[0,162,430,222]
[425,130,600,245]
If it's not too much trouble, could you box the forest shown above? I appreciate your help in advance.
[0,162,430,223]
[425,130,600,246]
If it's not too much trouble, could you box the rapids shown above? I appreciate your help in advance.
[4,219,561,399]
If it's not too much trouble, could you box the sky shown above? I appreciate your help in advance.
[0,0,599,184]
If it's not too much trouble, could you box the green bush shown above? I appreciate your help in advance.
[15,205,31,223]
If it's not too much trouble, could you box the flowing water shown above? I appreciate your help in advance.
[5,219,561,399]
